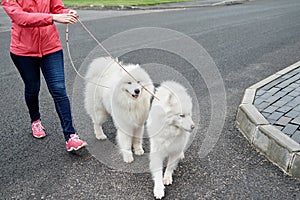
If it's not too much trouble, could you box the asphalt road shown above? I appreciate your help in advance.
[1,0,300,199]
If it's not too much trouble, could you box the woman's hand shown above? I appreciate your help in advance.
[52,12,78,24]
[68,9,78,18]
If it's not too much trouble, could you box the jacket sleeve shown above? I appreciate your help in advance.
[50,0,70,14]
[2,0,53,27]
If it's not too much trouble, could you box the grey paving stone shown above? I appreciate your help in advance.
[280,95,295,103]
[277,80,293,88]
[256,89,266,96]
[282,86,295,93]
[268,119,276,124]
[288,90,300,97]
[282,124,299,136]
[273,91,287,98]
[277,105,293,113]
[293,67,300,73]
[282,72,296,79]
[264,95,280,104]
[293,96,300,102]
[289,70,300,77]
[290,83,300,89]
[254,97,264,105]
[291,116,300,125]
[275,116,292,126]
[294,105,300,111]
[267,111,285,121]
[261,84,274,91]
[273,100,287,107]
[290,73,300,80]
[285,110,300,118]
[288,78,299,85]
[291,131,300,144]
[261,79,284,90]
[267,87,281,94]
[260,92,275,99]
[286,99,300,107]
[261,112,271,118]
[263,105,279,113]
[273,124,284,131]
[256,102,271,111]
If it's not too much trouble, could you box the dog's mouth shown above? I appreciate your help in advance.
[184,129,193,133]
[184,125,195,133]
[125,90,139,99]
[132,94,139,99]
[176,126,194,133]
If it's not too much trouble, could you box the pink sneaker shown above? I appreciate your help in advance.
[66,134,88,152]
[31,119,46,138]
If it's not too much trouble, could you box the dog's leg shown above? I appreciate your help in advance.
[132,126,144,156]
[92,112,108,140]
[117,129,134,163]
[150,153,165,199]
[93,123,107,140]
[163,153,182,186]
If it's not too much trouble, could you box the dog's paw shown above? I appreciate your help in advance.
[180,152,185,160]
[95,133,107,140]
[134,148,144,156]
[123,153,134,163]
[163,176,173,185]
[154,188,165,199]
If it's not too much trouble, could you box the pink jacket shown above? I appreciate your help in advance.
[2,0,69,57]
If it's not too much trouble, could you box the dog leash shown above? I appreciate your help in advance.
[66,19,159,100]
[66,24,109,88]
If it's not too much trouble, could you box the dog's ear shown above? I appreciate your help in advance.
[167,93,177,107]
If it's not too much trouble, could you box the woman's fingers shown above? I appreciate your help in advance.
[68,14,78,23]
[69,9,79,18]
[53,14,78,24]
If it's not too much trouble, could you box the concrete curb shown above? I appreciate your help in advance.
[236,61,300,179]
[69,0,251,11]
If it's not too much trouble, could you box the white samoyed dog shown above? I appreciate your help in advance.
[84,57,154,163]
[147,81,195,199]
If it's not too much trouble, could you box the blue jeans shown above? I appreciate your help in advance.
[11,50,75,140]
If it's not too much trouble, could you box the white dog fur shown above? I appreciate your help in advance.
[84,57,154,163]
[147,81,195,199]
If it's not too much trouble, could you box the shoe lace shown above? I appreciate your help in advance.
[32,121,44,132]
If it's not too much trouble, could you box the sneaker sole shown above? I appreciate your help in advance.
[66,142,88,152]
[33,134,46,139]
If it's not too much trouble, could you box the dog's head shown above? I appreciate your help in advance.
[166,93,195,133]
[118,65,154,101]
[122,80,143,99]
[161,82,195,133]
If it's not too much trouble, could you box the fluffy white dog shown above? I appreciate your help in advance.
[84,57,154,163]
[147,81,195,199]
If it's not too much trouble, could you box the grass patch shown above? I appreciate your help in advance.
[62,0,191,7]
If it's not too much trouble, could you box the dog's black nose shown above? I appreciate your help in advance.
[191,125,195,130]
[134,89,140,94]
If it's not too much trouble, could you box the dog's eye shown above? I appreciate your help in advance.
[179,114,185,118]
[127,82,132,84]
[137,81,140,84]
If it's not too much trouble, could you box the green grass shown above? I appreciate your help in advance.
[62,0,191,7]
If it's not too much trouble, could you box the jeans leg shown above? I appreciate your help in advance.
[10,53,41,123]
[41,50,75,140]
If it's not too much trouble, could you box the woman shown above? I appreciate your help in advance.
[2,0,87,151]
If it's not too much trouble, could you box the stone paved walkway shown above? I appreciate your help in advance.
[254,67,300,144]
